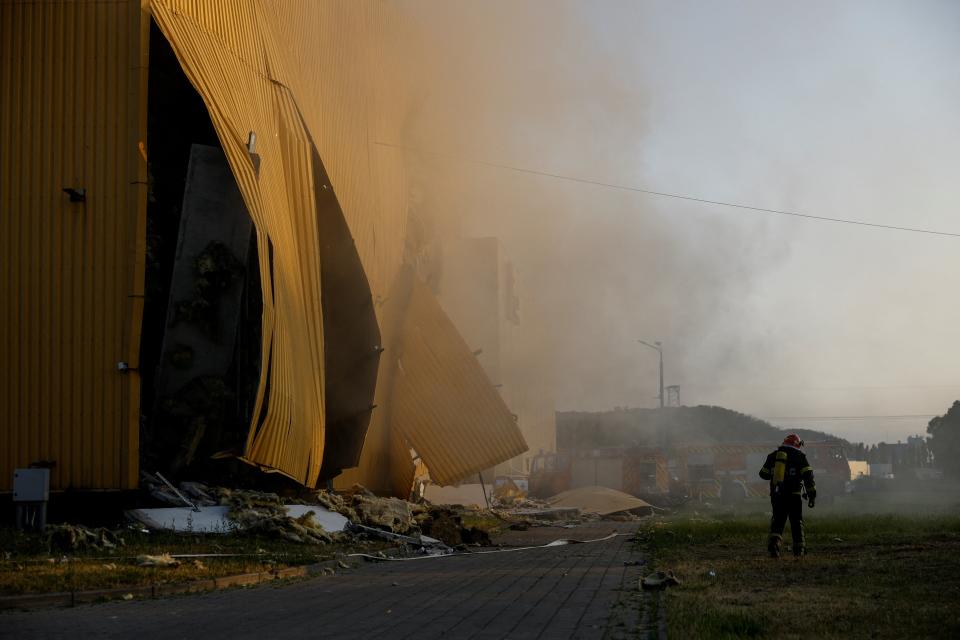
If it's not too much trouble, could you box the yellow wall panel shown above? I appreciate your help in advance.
[0,0,147,491]
[260,1,410,308]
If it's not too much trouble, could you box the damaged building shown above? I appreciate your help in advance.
[0,0,535,499]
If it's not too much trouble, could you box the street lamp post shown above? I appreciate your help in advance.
[638,340,664,408]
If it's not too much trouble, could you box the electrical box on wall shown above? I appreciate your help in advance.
[13,468,50,502]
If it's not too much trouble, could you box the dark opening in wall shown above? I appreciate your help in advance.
[142,22,263,486]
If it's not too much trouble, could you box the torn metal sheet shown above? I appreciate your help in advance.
[153,1,332,487]
[390,279,529,485]
[127,505,348,534]
[151,2,526,491]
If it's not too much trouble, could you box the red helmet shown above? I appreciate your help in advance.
[782,434,804,448]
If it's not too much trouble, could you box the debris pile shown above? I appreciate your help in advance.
[136,553,181,567]
[131,478,641,551]
[317,485,504,547]
[45,524,125,552]
[492,478,526,508]
[641,570,681,590]
[416,507,492,547]
[224,490,335,544]
[129,479,349,542]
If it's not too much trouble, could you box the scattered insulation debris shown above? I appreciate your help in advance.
[224,491,339,545]
[45,524,125,552]
[136,554,181,567]
[126,480,648,555]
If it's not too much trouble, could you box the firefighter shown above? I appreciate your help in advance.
[758,434,816,558]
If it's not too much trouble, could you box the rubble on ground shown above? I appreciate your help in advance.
[224,490,336,544]
[415,507,492,547]
[136,553,181,567]
[641,570,681,590]
[318,484,421,534]
[131,477,649,550]
[45,524,125,552]
[492,478,526,508]
[133,476,345,542]
[178,481,219,506]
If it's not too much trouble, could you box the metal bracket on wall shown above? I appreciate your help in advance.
[62,187,86,203]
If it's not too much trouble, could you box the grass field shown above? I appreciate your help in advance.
[641,510,960,639]
[0,527,390,596]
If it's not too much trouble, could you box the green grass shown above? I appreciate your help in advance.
[0,527,390,595]
[641,511,960,639]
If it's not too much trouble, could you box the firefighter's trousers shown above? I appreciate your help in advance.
[768,494,804,556]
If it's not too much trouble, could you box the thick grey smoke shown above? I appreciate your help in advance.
[393,0,960,444]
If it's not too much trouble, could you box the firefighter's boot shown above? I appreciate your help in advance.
[767,534,782,558]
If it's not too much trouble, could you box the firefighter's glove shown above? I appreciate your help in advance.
[808,497,816,509]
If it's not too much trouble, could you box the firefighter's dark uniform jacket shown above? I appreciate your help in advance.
[758,445,816,556]
[758,446,816,499]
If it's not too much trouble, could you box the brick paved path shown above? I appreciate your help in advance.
[2,522,645,639]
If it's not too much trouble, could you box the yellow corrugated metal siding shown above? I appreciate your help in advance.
[152,0,328,487]
[337,268,529,493]
[0,0,147,491]
[2,0,530,494]
[153,1,526,491]
[260,2,410,304]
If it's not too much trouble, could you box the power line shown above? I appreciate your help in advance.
[764,414,936,421]
[374,141,960,239]
[690,384,960,391]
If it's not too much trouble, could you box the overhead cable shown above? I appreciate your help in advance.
[374,141,960,239]
[764,414,936,421]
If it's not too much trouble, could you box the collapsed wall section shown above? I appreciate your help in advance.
[152,0,527,493]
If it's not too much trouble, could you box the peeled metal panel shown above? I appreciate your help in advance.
[153,1,523,491]
[391,279,528,486]
[260,2,410,304]
[152,0,328,486]
[0,0,147,491]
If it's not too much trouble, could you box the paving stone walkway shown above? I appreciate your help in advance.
[2,522,646,639]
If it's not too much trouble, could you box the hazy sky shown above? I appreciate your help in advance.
[397,0,960,444]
